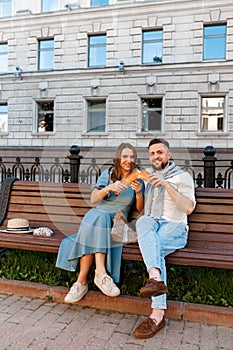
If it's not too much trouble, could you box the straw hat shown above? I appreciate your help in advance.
[0,218,34,234]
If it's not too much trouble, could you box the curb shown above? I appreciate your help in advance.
[0,278,232,328]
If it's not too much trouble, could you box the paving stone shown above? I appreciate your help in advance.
[24,298,45,310]
[6,308,34,324]
[117,314,138,334]
[0,293,232,350]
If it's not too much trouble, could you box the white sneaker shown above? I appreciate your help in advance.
[64,281,88,303]
[94,273,120,297]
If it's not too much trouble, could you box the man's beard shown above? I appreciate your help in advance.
[152,161,169,171]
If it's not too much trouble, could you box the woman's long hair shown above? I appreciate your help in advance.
[111,143,137,182]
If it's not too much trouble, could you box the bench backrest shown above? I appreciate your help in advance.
[2,181,233,241]
[188,188,233,251]
[1,181,92,239]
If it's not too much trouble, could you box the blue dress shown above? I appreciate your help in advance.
[56,169,144,282]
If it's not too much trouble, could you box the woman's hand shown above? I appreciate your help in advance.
[110,180,127,195]
[131,180,144,212]
[130,180,142,194]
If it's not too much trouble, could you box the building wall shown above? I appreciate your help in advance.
[0,0,233,153]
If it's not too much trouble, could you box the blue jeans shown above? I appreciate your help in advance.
[136,215,188,309]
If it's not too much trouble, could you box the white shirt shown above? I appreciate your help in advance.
[150,171,196,224]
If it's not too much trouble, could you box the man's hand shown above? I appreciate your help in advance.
[147,173,166,188]
[147,173,195,215]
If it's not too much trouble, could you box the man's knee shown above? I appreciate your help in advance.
[136,215,155,237]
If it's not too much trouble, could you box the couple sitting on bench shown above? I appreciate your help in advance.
[56,138,196,339]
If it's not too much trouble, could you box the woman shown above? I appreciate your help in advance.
[56,143,144,303]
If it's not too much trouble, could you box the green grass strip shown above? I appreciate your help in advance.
[0,250,232,307]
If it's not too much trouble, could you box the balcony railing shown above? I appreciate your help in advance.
[0,145,232,188]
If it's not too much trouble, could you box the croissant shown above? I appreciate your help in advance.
[138,169,151,181]
[122,169,150,186]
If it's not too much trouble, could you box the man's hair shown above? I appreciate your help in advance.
[148,138,170,149]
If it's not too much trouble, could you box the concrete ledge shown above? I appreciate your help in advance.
[183,302,233,327]
[0,278,232,327]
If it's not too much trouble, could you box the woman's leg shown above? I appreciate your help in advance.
[95,252,107,276]
[64,253,93,303]
[77,253,94,284]
[94,252,120,297]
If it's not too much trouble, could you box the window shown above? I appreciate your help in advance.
[142,30,163,64]
[91,0,109,6]
[87,100,106,132]
[88,35,106,67]
[141,98,162,132]
[203,24,226,60]
[37,101,54,132]
[38,39,54,70]
[42,0,58,13]
[0,103,8,132]
[201,97,224,132]
[0,0,11,18]
[0,43,8,73]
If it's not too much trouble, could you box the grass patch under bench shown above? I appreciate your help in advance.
[0,249,232,308]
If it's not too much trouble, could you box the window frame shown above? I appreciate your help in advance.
[0,42,8,73]
[140,97,163,133]
[0,0,11,18]
[0,102,8,133]
[86,99,106,133]
[91,0,109,6]
[41,0,58,13]
[199,95,226,133]
[203,23,226,61]
[142,29,163,65]
[38,38,54,71]
[88,34,106,68]
[35,100,55,134]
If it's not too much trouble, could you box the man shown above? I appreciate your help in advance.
[133,138,196,339]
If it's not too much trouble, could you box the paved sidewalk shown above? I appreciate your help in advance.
[0,293,232,350]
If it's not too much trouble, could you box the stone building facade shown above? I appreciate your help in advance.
[0,0,233,161]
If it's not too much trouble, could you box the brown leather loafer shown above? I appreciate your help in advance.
[133,317,165,339]
[140,278,168,298]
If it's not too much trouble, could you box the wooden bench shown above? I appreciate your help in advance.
[0,180,232,270]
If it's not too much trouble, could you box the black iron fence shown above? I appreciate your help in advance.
[0,145,232,188]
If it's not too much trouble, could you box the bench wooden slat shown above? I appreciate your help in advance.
[185,242,232,251]
[0,232,62,253]
[189,213,233,224]
[188,222,232,234]
[194,187,233,198]
[195,196,233,204]
[192,203,233,215]
[5,221,81,236]
[9,195,92,205]
[122,245,233,269]
[187,231,233,243]
[4,212,84,226]
[11,181,91,190]
[7,203,90,217]
[10,184,91,192]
